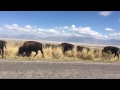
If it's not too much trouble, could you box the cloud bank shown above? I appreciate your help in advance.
[98,11,112,16]
[0,24,119,40]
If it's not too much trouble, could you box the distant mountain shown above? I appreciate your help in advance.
[42,36,120,45]
[0,34,43,40]
[0,34,120,45]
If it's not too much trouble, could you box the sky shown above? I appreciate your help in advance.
[0,11,120,40]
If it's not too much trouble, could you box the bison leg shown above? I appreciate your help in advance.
[63,48,66,54]
[1,49,4,58]
[113,53,119,60]
[26,52,29,57]
[113,53,117,59]
[27,51,31,57]
[22,53,24,57]
[117,54,119,60]
[63,50,65,54]
[40,50,44,58]
[86,50,88,54]
[22,52,26,57]
[113,53,120,60]
[0,50,1,55]
[102,51,104,57]
[34,51,38,57]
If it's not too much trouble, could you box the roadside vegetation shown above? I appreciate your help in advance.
[0,41,119,62]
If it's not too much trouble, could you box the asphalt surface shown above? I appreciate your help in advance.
[0,60,120,79]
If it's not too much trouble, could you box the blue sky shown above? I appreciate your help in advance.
[0,11,120,39]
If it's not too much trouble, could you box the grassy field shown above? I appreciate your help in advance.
[0,38,119,62]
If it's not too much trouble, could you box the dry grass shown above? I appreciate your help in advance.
[0,41,119,62]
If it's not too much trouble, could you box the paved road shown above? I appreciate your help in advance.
[0,60,120,79]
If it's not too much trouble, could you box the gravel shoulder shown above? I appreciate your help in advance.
[0,59,120,79]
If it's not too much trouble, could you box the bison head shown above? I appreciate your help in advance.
[17,46,24,56]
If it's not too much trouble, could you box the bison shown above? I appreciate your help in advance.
[60,42,74,54]
[44,44,52,48]
[18,41,44,58]
[94,49,100,55]
[0,40,7,58]
[102,46,120,59]
[76,46,90,54]
[44,44,58,49]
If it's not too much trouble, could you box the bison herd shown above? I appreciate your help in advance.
[0,40,120,60]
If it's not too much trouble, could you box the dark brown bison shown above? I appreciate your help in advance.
[60,43,74,54]
[94,49,100,55]
[44,44,52,48]
[18,41,44,58]
[102,46,120,59]
[0,40,7,58]
[76,46,90,54]
[44,44,57,49]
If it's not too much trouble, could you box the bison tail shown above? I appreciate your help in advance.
[5,41,7,44]
[42,45,44,48]
[4,45,7,49]
[117,48,120,54]
[4,41,7,49]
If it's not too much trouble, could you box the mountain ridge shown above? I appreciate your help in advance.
[0,34,120,45]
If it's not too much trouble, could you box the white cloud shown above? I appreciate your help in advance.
[37,28,45,31]
[109,33,120,36]
[105,28,114,31]
[0,28,2,30]
[3,24,106,39]
[48,29,59,34]
[13,24,18,27]
[98,11,112,16]
[71,26,103,38]
[25,25,32,29]
[4,24,19,30]
[62,30,65,33]
[3,24,120,40]
[4,24,34,33]
[71,24,75,29]
[54,26,69,30]
[107,33,120,39]
[63,26,69,29]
